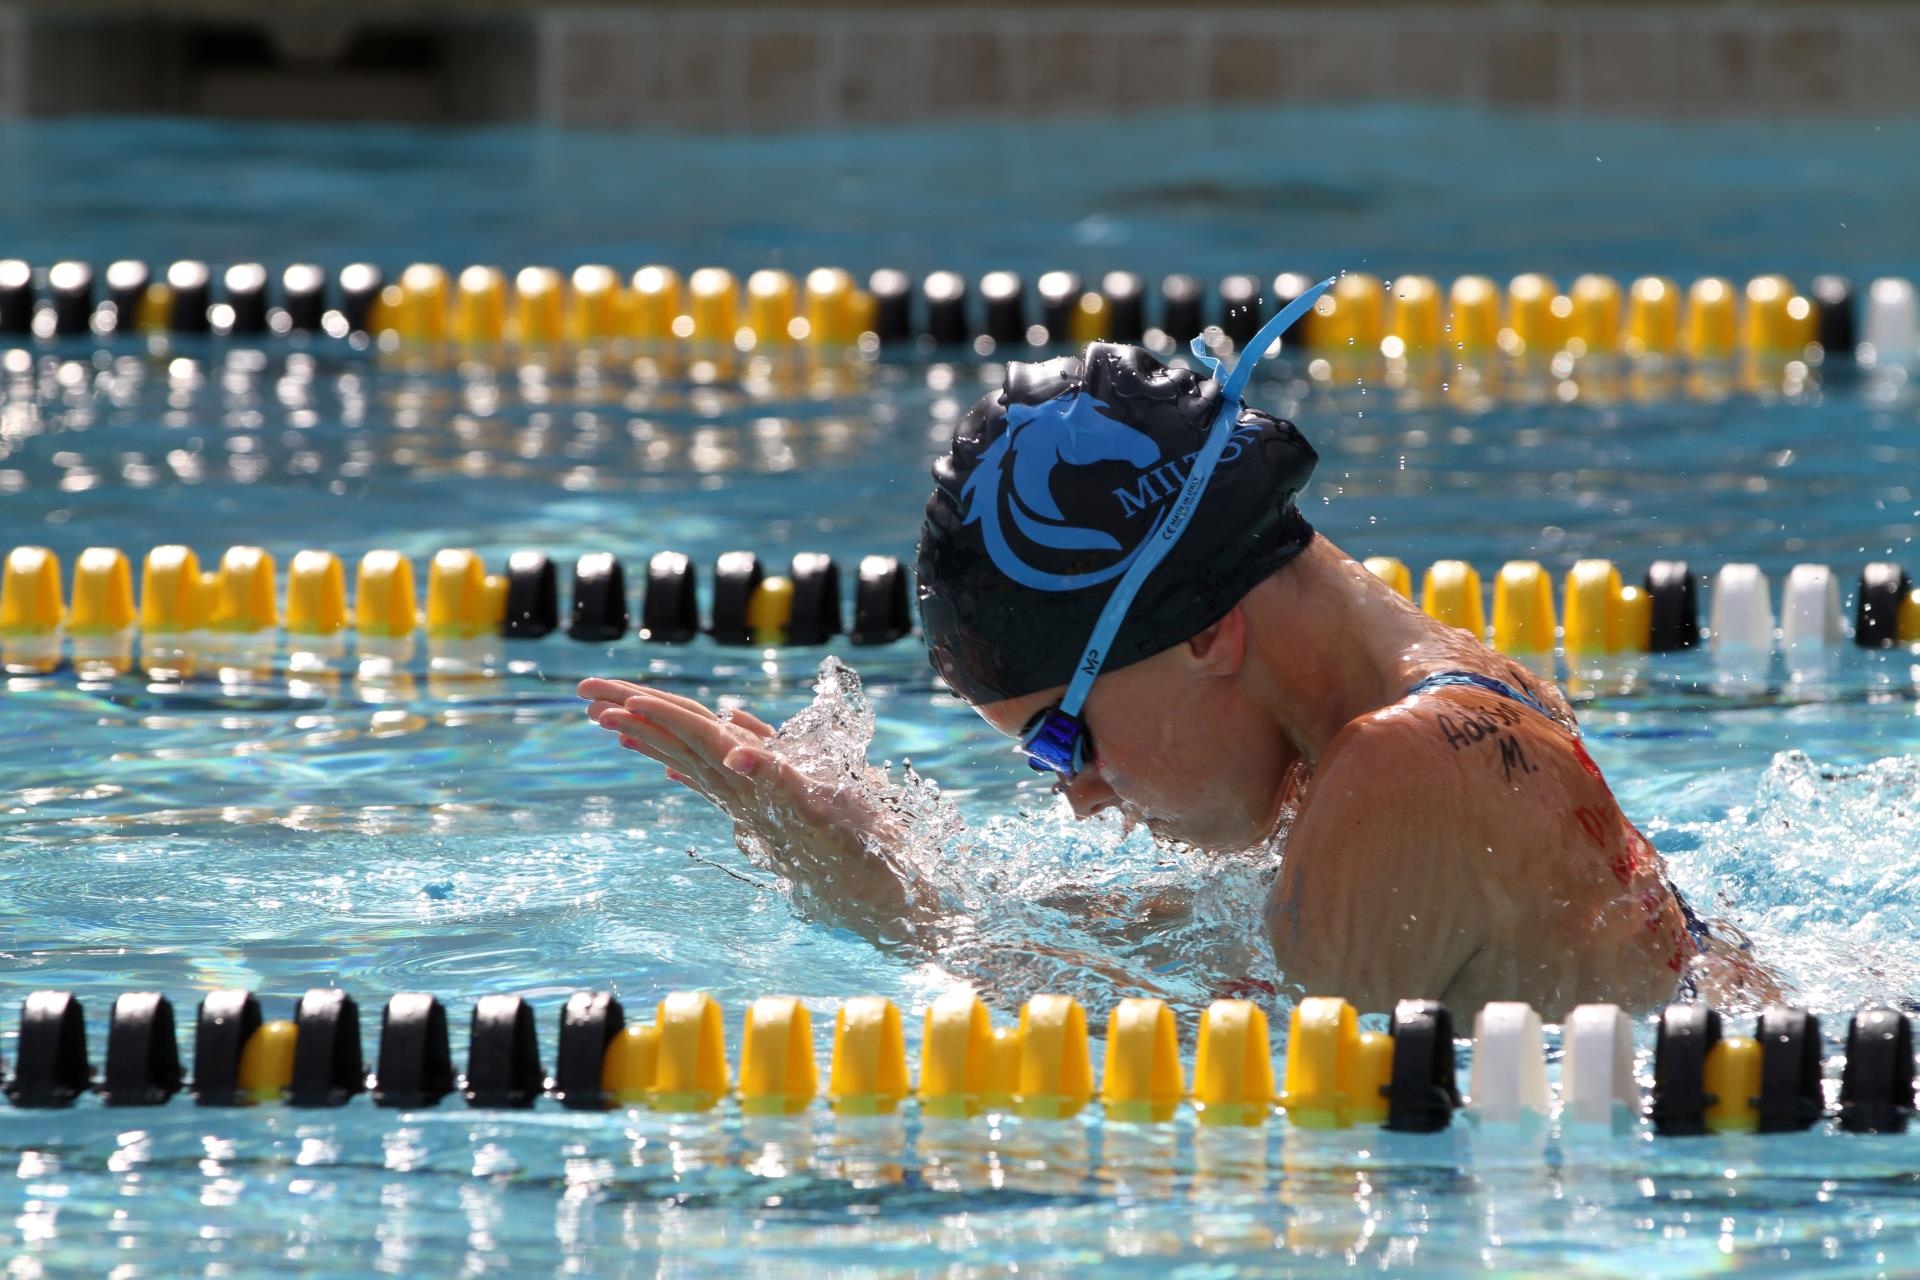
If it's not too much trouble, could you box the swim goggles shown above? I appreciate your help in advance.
[1017,277,1337,780]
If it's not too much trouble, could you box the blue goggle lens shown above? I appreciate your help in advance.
[1018,707,1090,779]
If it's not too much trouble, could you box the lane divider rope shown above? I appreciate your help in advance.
[0,260,1910,365]
[6,547,1914,677]
[4,988,1908,1141]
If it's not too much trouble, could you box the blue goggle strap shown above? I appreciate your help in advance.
[1057,275,1337,721]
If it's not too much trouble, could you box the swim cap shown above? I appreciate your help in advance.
[917,341,1318,704]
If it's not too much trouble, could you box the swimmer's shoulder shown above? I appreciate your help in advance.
[1287,697,1518,866]
[1288,683,1612,892]
[1278,693,1662,1013]
[1392,662,1593,782]
[1270,712,1493,1009]
[1318,676,1573,796]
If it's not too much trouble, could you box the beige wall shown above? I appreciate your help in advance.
[536,5,1920,129]
[2,2,1918,122]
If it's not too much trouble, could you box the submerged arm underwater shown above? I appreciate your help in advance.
[579,661,1268,1005]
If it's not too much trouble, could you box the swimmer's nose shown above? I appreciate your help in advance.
[1057,772,1119,820]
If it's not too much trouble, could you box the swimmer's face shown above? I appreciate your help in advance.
[972,613,1293,850]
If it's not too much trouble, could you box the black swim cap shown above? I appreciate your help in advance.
[917,341,1318,704]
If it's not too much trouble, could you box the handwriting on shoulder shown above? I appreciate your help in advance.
[1434,701,1539,784]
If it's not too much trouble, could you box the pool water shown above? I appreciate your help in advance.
[2,109,1920,1274]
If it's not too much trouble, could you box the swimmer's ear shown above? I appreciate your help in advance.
[1184,606,1245,677]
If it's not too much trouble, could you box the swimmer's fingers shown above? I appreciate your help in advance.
[617,695,773,771]
[586,692,716,728]
[601,710,703,776]
[598,705,722,773]
[600,708,744,805]
[616,683,777,739]
[589,696,734,763]
[579,679,727,731]
[579,678,780,745]
[614,735,709,798]
[720,744,884,838]
[662,766,712,800]
[631,685,732,722]
[599,695,851,838]
[618,733,716,801]
[580,677,739,726]
[658,758,726,806]
[577,677,650,706]
[722,707,778,740]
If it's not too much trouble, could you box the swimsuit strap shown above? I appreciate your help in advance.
[1670,879,1716,949]
[1404,669,1559,722]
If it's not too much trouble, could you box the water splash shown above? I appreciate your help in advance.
[750,658,1288,1022]
[739,657,966,934]
[765,658,969,867]
[1660,749,1920,1011]
[754,667,1920,1023]
[931,809,1289,1021]
[762,655,882,782]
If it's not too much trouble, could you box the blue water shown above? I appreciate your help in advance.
[4,109,1920,283]
[1,109,1920,1274]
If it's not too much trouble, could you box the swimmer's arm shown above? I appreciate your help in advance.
[579,678,938,939]
[1262,721,1489,1014]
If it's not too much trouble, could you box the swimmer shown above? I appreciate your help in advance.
[582,298,1772,1019]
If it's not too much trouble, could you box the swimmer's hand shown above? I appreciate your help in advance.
[577,678,924,935]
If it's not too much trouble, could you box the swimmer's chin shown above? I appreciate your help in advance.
[1128,808,1262,856]
[1146,811,1293,858]
[1052,794,1267,854]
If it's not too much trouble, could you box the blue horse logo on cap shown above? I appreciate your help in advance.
[960,391,1166,592]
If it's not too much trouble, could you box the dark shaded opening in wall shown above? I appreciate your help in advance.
[180,21,459,121]
[184,23,444,75]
